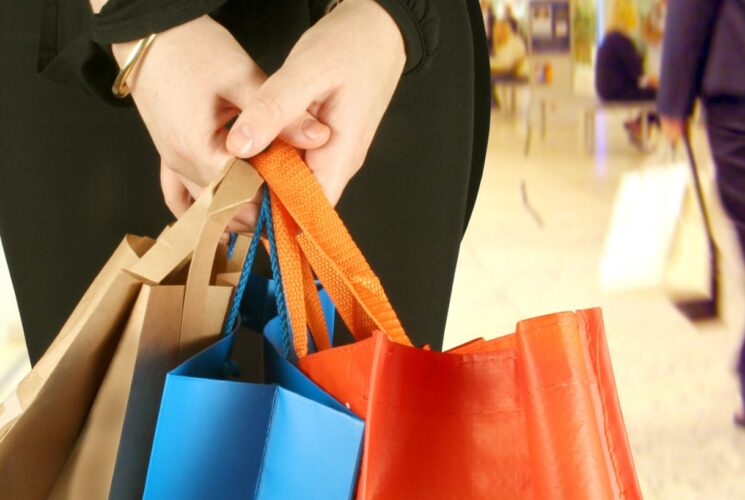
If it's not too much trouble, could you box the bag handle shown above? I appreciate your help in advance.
[178,160,264,358]
[250,141,411,348]
[221,187,330,359]
[127,159,263,359]
[126,160,261,285]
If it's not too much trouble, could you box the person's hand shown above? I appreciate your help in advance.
[661,116,686,145]
[111,16,331,228]
[225,0,406,205]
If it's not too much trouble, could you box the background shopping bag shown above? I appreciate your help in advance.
[247,141,642,499]
[664,134,720,319]
[599,136,720,319]
[143,179,364,500]
[599,145,689,292]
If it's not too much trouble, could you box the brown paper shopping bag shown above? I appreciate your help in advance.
[0,235,154,500]
[47,285,184,500]
[0,158,262,499]
[46,159,264,500]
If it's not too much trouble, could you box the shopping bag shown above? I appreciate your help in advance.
[299,311,639,499]
[599,145,689,292]
[47,159,263,500]
[0,159,262,500]
[0,235,153,500]
[143,180,365,500]
[247,141,642,499]
[48,285,183,500]
[664,134,719,319]
[599,136,719,318]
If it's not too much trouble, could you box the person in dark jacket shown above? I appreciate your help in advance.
[0,0,490,361]
[658,0,745,427]
[596,0,658,147]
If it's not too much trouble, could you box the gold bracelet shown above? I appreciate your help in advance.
[325,0,344,14]
[112,34,157,99]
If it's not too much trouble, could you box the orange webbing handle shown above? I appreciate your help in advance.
[268,196,330,356]
[251,141,410,347]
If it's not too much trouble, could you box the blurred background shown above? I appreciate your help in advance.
[2,0,745,498]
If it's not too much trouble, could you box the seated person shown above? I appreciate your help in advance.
[596,0,658,145]
[491,20,528,80]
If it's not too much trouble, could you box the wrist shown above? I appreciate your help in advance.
[355,0,406,70]
[112,40,140,68]
[89,0,107,14]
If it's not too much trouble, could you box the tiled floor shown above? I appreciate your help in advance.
[2,100,744,497]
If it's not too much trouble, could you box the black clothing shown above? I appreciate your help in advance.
[704,98,745,404]
[38,0,440,104]
[595,31,656,101]
[658,0,745,118]
[0,0,489,362]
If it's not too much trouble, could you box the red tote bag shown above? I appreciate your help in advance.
[252,142,641,500]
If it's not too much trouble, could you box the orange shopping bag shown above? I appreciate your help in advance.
[252,141,641,499]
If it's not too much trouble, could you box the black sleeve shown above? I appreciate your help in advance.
[37,0,228,105]
[374,0,439,73]
[658,0,724,117]
[37,0,439,104]
[90,0,227,45]
[89,0,440,68]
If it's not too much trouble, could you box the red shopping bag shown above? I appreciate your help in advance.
[252,142,641,500]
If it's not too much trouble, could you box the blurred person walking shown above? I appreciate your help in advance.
[658,0,745,427]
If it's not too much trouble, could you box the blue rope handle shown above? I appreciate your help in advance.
[221,186,295,360]
[262,192,294,360]
[226,232,238,260]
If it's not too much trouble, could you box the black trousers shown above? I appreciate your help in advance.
[705,97,745,403]
[0,1,489,362]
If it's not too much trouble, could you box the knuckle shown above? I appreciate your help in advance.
[252,93,285,122]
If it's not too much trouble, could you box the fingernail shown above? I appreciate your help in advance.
[228,125,254,157]
[302,118,327,140]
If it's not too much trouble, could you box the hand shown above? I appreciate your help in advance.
[661,116,686,146]
[225,0,406,205]
[111,16,331,228]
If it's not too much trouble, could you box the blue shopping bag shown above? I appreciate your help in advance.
[143,189,363,500]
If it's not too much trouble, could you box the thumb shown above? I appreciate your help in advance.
[226,66,325,157]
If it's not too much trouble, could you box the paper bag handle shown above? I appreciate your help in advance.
[178,159,264,357]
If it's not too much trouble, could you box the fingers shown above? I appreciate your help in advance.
[226,203,261,233]
[278,115,331,151]
[161,160,261,236]
[160,164,193,217]
[226,61,327,157]
[304,130,367,206]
